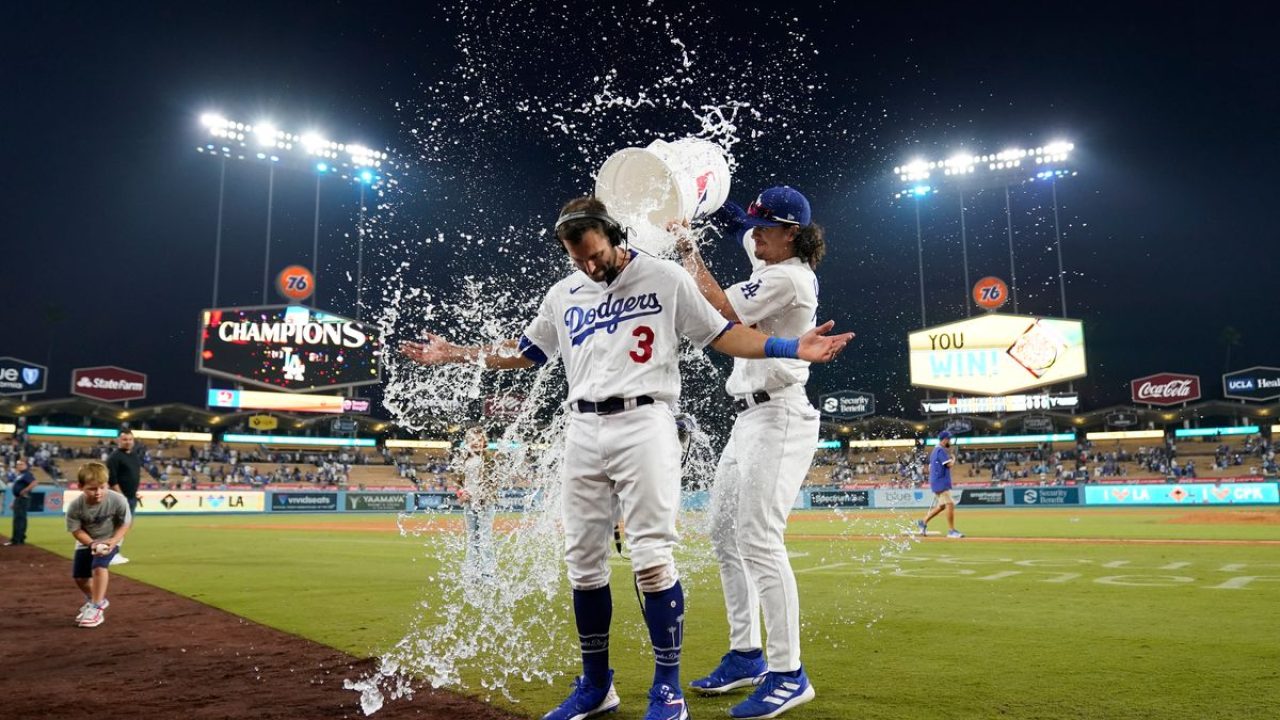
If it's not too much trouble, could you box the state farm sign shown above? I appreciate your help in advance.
[71,366,148,403]
[1130,372,1200,406]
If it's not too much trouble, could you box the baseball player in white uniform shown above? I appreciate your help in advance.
[400,195,851,720]
[674,186,830,719]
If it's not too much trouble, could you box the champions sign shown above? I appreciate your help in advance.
[908,314,1087,396]
[197,305,382,392]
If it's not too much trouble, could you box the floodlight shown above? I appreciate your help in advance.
[201,113,227,129]
[255,123,278,147]
[1042,141,1072,155]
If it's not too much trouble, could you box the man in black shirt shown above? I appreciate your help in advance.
[5,459,36,545]
[106,428,142,564]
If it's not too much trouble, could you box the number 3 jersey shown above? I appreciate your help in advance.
[519,251,732,406]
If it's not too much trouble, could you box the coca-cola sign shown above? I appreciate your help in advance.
[1130,373,1201,406]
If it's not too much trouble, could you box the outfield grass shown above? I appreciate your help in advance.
[17,507,1280,719]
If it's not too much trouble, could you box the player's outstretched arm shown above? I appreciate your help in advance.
[670,221,741,323]
[399,333,535,370]
[710,320,853,363]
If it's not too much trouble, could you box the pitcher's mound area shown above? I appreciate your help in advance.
[0,543,519,720]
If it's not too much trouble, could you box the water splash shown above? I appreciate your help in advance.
[348,1,890,714]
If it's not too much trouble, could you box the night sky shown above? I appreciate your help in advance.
[2,3,1275,421]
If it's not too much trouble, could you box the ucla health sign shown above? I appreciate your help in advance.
[1085,483,1279,506]
[1222,367,1280,402]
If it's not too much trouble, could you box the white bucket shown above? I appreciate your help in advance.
[594,137,731,255]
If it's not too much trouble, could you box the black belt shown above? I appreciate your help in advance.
[733,390,772,412]
[572,395,655,415]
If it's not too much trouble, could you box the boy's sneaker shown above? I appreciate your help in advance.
[643,683,689,720]
[110,554,130,565]
[947,530,965,539]
[915,520,928,535]
[75,598,109,622]
[690,650,767,694]
[541,670,620,720]
[729,667,816,719]
[78,606,105,628]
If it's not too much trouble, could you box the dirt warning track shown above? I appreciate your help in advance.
[0,542,518,720]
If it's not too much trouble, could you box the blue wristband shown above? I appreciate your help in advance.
[764,337,800,359]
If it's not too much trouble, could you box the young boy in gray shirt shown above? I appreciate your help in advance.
[66,461,131,628]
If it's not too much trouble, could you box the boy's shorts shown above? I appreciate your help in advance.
[72,546,119,579]
[932,490,956,506]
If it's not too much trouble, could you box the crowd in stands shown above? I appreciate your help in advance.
[391,449,453,491]
[1,434,428,490]
[5,426,1277,495]
[811,435,1277,487]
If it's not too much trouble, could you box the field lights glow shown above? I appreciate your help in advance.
[892,140,1075,196]
[196,110,390,174]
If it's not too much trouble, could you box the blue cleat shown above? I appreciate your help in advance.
[541,670,620,720]
[947,529,965,539]
[729,667,816,720]
[690,651,767,694]
[644,683,689,720]
[916,520,928,536]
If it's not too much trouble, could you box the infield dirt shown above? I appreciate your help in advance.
[0,542,518,720]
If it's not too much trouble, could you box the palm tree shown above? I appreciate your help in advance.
[1219,326,1242,371]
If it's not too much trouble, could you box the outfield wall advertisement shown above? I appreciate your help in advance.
[871,488,935,508]
[345,492,410,512]
[1011,487,1081,505]
[271,492,339,512]
[1084,483,1280,506]
[809,489,870,508]
[62,490,265,513]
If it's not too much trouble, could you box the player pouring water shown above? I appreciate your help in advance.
[672,186,826,718]
[401,195,853,720]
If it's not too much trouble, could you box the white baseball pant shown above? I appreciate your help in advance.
[709,390,819,672]
[562,402,683,591]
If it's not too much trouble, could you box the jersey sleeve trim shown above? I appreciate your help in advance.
[517,335,548,365]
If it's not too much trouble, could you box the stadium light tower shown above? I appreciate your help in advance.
[195,112,392,311]
[891,140,1077,319]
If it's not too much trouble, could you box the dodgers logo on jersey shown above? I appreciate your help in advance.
[564,292,664,346]
[741,280,763,299]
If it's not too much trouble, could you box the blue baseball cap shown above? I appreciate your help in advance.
[938,430,953,441]
[741,186,811,227]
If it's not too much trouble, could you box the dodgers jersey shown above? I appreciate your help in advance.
[724,232,819,396]
[520,251,732,406]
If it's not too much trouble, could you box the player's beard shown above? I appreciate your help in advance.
[598,247,625,284]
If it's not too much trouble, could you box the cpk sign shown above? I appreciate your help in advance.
[1222,367,1280,402]
[71,366,147,403]
[1130,373,1200,406]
